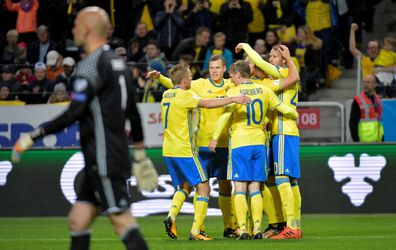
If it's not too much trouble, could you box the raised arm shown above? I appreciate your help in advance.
[276,45,300,90]
[199,95,251,108]
[349,23,362,57]
[146,70,173,89]
[236,43,283,78]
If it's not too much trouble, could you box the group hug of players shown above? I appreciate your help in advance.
[147,42,302,240]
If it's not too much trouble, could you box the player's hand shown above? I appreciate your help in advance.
[208,139,217,153]
[11,134,34,163]
[233,94,252,105]
[132,149,158,192]
[146,70,160,80]
[277,45,291,59]
[235,43,247,54]
[351,23,359,31]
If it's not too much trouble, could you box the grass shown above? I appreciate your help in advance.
[0,214,395,250]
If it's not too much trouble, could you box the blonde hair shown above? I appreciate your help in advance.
[384,37,396,48]
[7,29,18,38]
[298,25,322,50]
[229,60,251,78]
[168,63,190,85]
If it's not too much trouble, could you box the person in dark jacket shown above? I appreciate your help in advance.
[27,25,60,64]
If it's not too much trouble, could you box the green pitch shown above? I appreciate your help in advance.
[1,214,395,250]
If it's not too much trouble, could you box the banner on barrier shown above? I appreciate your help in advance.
[0,144,395,216]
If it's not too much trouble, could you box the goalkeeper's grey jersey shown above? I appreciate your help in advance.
[43,45,143,178]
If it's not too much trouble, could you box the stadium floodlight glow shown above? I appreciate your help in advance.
[328,153,386,207]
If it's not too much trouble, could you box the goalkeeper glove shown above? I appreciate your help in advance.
[132,148,158,192]
[11,128,42,163]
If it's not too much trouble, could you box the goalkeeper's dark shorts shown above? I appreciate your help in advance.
[76,169,132,215]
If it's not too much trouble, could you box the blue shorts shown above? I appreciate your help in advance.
[164,156,208,187]
[270,135,300,178]
[199,147,228,179]
[229,145,267,182]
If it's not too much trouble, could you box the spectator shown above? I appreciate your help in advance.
[27,25,59,64]
[245,0,266,44]
[132,0,163,33]
[15,64,35,86]
[55,57,76,92]
[290,25,322,97]
[172,26,211,74]
[154,0,185,59]
[20,62,53,104]
[138,40,167,75]
[47,83,70,104]
[0,84,13,100]
[373,37,396,98]
[127,22,156,62]
[0,65,18,100]
[1,29,26,64]
[4,0,39,45]
[253,38,267,57]
[203,32,233,71]
[218,0,253,58]
[349,74,383,142]
[45,50,64,81]
[185,0,218,37]
[265,29,280,53]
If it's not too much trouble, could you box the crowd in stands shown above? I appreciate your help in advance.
[1,0,395,104]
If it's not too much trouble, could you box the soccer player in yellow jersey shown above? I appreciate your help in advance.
[209,61,298,240]
[148,55,239,238]
[238,43,303,239]
[161,63,251,240]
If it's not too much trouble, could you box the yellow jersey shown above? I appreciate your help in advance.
[226,82,281,149]
[246,0,265,33]
[256,70,300,137]
[375,49,396,67]
[190,78,234,148]
[306,1,331,32]
[361,55,375,78]
[161,87,201,157]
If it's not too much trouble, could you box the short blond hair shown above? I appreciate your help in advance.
[7,29,18,38]
[229,60,251,78]
[384,37,396,48]
[168,63,190,85]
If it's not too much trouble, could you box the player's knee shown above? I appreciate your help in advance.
[69,216,90,232]
[218,180,232,194]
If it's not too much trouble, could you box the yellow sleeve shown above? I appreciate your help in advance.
[158,74,173,89]
[260,78,281,92]
[265,87,282,108]
[212,111,232,140]
[276,103,298,120]
[242,43,283,78]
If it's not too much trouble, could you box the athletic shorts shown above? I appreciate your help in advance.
[270,134,300,178]
[164,156,208,187]
[199,147,228,179]
[76,169,131,215]
[229,145,267,182]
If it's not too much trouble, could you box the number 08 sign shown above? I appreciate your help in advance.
[297,108,320,129]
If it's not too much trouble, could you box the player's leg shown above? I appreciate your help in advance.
[190,180,212,240]
[69,202,98,250]
[291,178,302,238]
[163,157,191,239]
[109,210,148,250]
[234,181,250,239]
[271,135,300,239]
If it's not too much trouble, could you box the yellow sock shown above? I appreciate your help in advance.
[291,181,302,230]
[261,184,278,225]
[193,191,206,232]
[234,192,248,234]
[191,196,209,235]
[268,184,285,223]
[218,194,232,229]
[276,176,297,229]
[250,191,263,235]
[168,189,188,221]
[246,196,253,236]
[229,192,238,230]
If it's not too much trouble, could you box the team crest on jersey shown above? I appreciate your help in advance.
[111,59,125,71]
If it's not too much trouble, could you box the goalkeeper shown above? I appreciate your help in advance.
[11,7,158,250]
